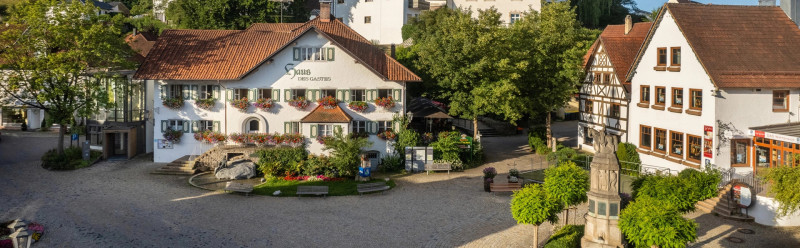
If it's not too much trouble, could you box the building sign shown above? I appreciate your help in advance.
[732,184,753,208]
[703,125,713,158]
[749,129,800,144]
[157,139,173,149]
[285,64,331,82]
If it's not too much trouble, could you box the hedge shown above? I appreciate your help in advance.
[544,225,584,248]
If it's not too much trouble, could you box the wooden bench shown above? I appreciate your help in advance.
[225,182,254,196]
[357,182,391,195]
[297,186,329,197]
[490,182,522,192]
[425,163,452,175]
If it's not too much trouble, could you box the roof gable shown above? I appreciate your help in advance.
[599,22,652,84]
[301,105,353,123]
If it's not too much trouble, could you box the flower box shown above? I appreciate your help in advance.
[377,130,397,141]
[162,129,183,143]
[195,98,216,110]
[316,135,331,144]
[283,133,305,146]
[230,97,249,112]
[254,98,274,111]
[317,96,338,109]
[374,97,395,110]
[288,97,310,110]
[162,97,184,110]
[348,101,368,112]
[193,130,226,144]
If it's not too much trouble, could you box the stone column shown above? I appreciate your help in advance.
[582,130,623,248]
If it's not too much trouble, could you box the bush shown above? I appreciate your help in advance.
[465,141,484,169]
[323,128,372,177]
[678,168,721,201]
[255,146,307,177]
[762,166,800,217]
[40,117,48,131]
[394,128,420,155]
[431,131,462,162]
[41,147,101,170]
[573,153,592,168]
[544,225,584,248]
[303,155,338,178]
[617,142,641,175]
[379,154,404,172]
[619,196,697,248]
[632,173,697,213]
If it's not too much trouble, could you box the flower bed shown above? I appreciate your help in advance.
[230,97,249,112]
[283,133,305,146]
[253,98,274,111]
[193,130,226,144]
[317,96,338,109]
[348,101,368,112]
[195,98,216,110]
[374,97,395,110]
[162,97,184,110]
[377,130,397,140]
[163,129,183,143]
[288,97,309,110]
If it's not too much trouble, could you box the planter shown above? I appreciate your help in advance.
[377,130,397,141]
[348,101,368,112]
[317,96,338,109]
[374,97,395,110]
[162,97,184,110]
[194,130,227,144]
[508,176,519,183]
[195,98,216,110]
[230,97,249,112]
[288,97,310,110]
[162,129,183,143]
[254,98,274,111]
[484,178,493,192]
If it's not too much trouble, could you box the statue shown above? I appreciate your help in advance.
[588,129,618,154]
[582,127,623,248]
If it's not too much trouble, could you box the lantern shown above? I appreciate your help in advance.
[9,228,32,248]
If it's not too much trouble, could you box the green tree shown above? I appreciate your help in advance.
[619,196,698,248]
[544,161,589,225]
[762,167,800,217]
[631,174,697,213]
[322,127,372,177]
[0,0,134,155]
[511,184,563,248]
[392,114,419,155]
[166,0,307,29]
[646,7,662,22]
[569,0,644,29]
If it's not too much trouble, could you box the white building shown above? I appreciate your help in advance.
[152,0,171,22]
[446,0,540,25]
[577,17,651,152]
[134,8,421,163]
[626,2,800,173]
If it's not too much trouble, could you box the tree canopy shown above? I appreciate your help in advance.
[569,0,646,29]
[165,0,309,29]
[511,183,563,247]
[762,166,800,217]
[544,161,590,224]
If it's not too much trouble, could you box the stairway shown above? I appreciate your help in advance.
[695,184,755,222]
[478,128,499,137]
[151,155,197,175]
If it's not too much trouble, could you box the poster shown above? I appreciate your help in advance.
[703,125,713,158]
[157,139,173,149]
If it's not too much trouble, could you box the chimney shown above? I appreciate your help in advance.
[319,0,331,22]
[783,0,800,27]
[390,44,396,58]
[759,0,776,6]
[624,15,632,35]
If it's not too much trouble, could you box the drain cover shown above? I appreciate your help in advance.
[737,229,755,234]
[725,237,745,243]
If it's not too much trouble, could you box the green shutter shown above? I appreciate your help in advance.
[370,121,378,134]
[284,89,291,102]
[160,85,167,100]
[190,85,198,100]
[393,89,402,103]
[161,120,167,132]
[272,89,280,101]
[327,47,335,61]
[310,125,317,138]
[293,47,301,61]
[191,121,199,133]
[336,90,344,101]
[284,122,291,134]
[344,90,351,103]
[248,89,255,101]
[181,85,189,100]
[213,121,220,132]
[182,121,190,133]
[226,89,232,101]
[213,85,220,99]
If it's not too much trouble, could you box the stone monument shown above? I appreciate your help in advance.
[581,129,623,248]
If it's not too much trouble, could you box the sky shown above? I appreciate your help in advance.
[634,0,764,12]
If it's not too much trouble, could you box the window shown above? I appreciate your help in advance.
[672,88,683,107]
[589,199,595,214]
[167,120,184,131]
[593,73,601,84]
[378,89,393,99]
[655,128,667,153]
[670,47,681,66]
[670,131,684,158]
[640,125,652,149]
[318,124,334,137]
[197,120,213,132]
[199,85,214,100]
[233,89,249,100]
[257,88,271,100]
[640,85,650,103]
[337,0,344,3]
[773,90,789,112]
[351,89,366,102]
[365,0,373,2]
[377,120,392,133]
[655,87,666,105]
[690,89,702,110]
[365,16,371,24]
[510,13,520,24]
[291,89,307,100]
[687,135,701,162]
[168,85,183,98]
[610,104,620,118]
[321,89,336,98]
[657,48,667,66]
[731,139,749,166]
[286,122,300,134]
[603,73,611,84]
[583,127,593,145]
[585,100,593,113]
[352,120,368,134]
[293,47,333,61]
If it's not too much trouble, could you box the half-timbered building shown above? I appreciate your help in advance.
[578,17,651,152]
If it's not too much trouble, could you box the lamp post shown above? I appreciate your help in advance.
[9,228,32,248]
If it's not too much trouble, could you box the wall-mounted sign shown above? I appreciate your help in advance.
[704,125,713,158]
[749,129,800,144]
[285,63,332,81]
[157,139,173,149]
[732,184,753,208]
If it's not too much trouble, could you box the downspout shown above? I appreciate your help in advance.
[220,80,225,136]
[625,84,631,143]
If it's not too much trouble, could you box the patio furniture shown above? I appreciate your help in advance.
[224,181,254,196]
[425,162,452,175]
[297,186,329,197]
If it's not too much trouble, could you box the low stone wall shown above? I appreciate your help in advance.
[193,144,268,172]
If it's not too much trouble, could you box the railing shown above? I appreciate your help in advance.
[547,154,672,178]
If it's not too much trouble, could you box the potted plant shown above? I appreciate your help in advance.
[254,98,274,111]
[348,101,368,112]
[317,96,338,109]
[230,97,249,112]
[377,130,397,141]
[162,129,183,143]
[228,132,252,144]
[483,167,497,192]
[288,97,310,110]
[195,98,216,110]
[374,97,395,110]
[162,97,184,110]
[508,169,520,183]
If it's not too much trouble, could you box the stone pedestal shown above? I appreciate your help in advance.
[582,131,624,248]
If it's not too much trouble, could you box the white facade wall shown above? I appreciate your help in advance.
[447,0,540,25]
[153,31,405,163]
[628,10,716,172]
[333,0,411,44]
[748,195,800,226]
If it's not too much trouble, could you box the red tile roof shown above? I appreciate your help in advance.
[134,18,421,82]
[599,22,652,84]
[301,105,353,123]
[125,32,157,63]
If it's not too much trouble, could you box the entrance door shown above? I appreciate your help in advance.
[366,151,380,172]
[247,119,259,133]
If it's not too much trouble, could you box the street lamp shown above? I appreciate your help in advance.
[9,228,32,248]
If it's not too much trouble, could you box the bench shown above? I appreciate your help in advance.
[225,182,254,196]
[425,163,452,175]
[357,182,391,195]
[490,182,522,193]
[297,186,329,197]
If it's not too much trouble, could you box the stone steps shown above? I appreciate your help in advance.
[152,155,197,175]
[694,184,754,222]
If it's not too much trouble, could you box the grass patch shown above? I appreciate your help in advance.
[252,178,396,197]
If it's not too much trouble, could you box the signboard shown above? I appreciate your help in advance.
[732,184,753,208]
[157,139,173,149]
[749,129,800,144]
[703,126,713,158]
[405,146,434,172]
[71,133,78,141]
[285,64,332,82]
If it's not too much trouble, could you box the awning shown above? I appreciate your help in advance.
[748,122,800,144]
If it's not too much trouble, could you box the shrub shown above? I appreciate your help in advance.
[41,147,101,170]
[544,225,584,248]
[544,161,589,224]
[379,154,404,172]
[394,128,420,155]
[431,131,462,163]
[762,166,800,217]
[573,153,592,168]
[619,196,697,248]
[40,117,48,131]
[529,135,546,154]
[483,167,497,178]
[303,155,338,177]
[465,141,485,169]
[255,146,307,176]
[511,184,563,247]
[323,128,372,177]
[617,142,641,175]
[547,146,577,162]
[678,168,721,201]
[632,173,697,213]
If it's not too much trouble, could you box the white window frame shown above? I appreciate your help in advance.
[377,89,392,99]
[318,124,334,137]
[233,89,248,100]
[321,89,337,98]
[198,120,213,132]
[510,13,521,24]
[199,85,214,100]
[291,89,307,100]
[287,122,300,134]
[352,120,367,133]
[167,120,184,131]
[257,88,272,99]
[351,89,366,102]
[168,85,183,98]
[377,120,392,133]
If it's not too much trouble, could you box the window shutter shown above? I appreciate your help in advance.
[160,85,167,100]
[248,89,256,102]
[284,89,291,102]
[161,120,167,132]
[213,85,220,99]
[182,85,190,100]
[336,90,344,101]
[344,90,351,103]
[310,125,317,138]
[192,121,199,133]
[327,48,335,61]
[284,122,291,134]
[191,85,198,100]
[393,89,402,103]
[213,121,220,132]
[226,89,233,101]
[370,121,378,134]
[293,47,301,61]
[272,89,280,101]
[182,121,190,133]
